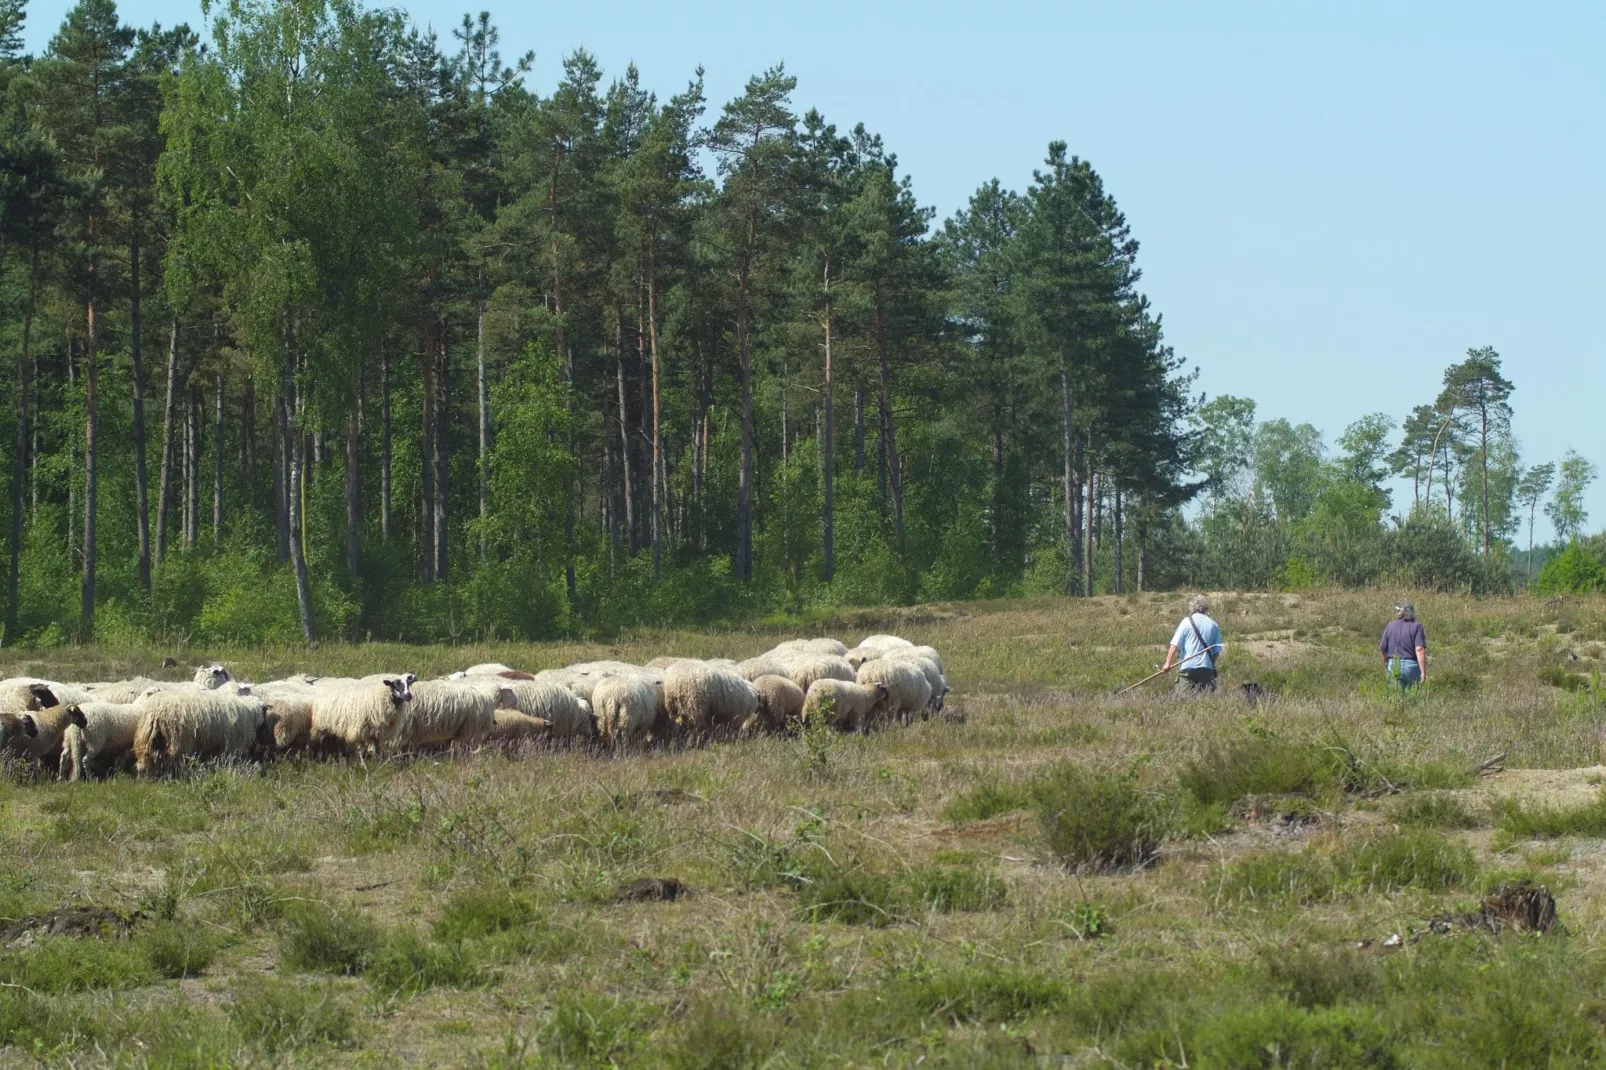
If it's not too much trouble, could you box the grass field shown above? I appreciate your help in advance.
[6,589,1606,1067]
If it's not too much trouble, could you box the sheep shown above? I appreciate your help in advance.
[396,679,511,749]
[734,655,788,682]
[647,656,697,670]
[777,654,857,693]
[2,704,87,773]
[253,683,314,753]
[858,634,914,652]
[487,709,552,743]
[308,677,413,760]
[57,700,142,781]
[463,662,516,676]
[85,677,176,704]
[801,680,890,733]
[881,653,948,714]
[882,645,945,675]
[591,675,660,744]
[750,675,804,734]
[132,691,269,776]
[506,679,594,739]
[193,664,234,689]
[855,658,932,725]
[768,638,849,658]
[0,678,86,713]
[661,662,758,736]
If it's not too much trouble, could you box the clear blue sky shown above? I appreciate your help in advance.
[23,0,1606,539]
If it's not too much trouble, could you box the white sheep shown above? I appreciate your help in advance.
[855,659,933,725]
[2,704,86,773]
[750,675,805,734]
[880,650,948,713]
[0,678,87,713]
[309,677,413,760]
[858,634,914,652]
[487,709,551,743]
[590,675,659,744]
[777,654,857,693]
[57,700,142,781]
[801,680,890,733]
[882,645,945,674]
[506,679,594,739]
[193,664,233,689]
[396,679,511,749]
[734,655,788,682]
[253,682,315,753]
[768,638,849,658]
[132,691,268,775]
[661,662,758,736]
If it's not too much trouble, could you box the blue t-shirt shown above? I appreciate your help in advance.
[1170,613,1223,671]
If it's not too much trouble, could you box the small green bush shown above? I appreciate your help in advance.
[1535,543,1606,595]
[535,992,656,1065]
[433,885,537,942]
[1180,736,1335,806]
[277,901,381,975]
[1220,850,1336,906]
[902,967,1067,1024]
[1494,791,1606,840]
[901,863,1008,913]
[1187,1000,1401,1070]
[1263,944,1385,1008]
[1330,830,1477,894]
[1032,763,1169,870]
[660,998,779,1070]
[0,986,93,1050]
[227,977,358,1053]
[1389,792,1484,830]
[941,780,1032,824]
[365,930,491,997]
[0,936,155,993]
[139,920,218,979]
[796,864,902,927]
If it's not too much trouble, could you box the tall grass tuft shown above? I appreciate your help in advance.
[277,901,381,976]
[1032,763,1169,870]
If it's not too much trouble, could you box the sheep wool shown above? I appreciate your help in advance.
[463,662,517,677]
[768,638,849,658]
[58,700,142,781]
[734,655,789,682]
[0,678,86,713]
[397,679,506,749]
[87,678,177,704]
[801,680,889,733]
[591,675,659,744]
[777,654,857,693]
[309,677,413,758]
[133,691,266,775]
[661,663,758,734]
[193,664,233,689]
[507,680,594,738]
[883,645,945,675]
[750,675,804,733]
[488,709,552,743]
[855,659,933,725]
[858,634,914,652]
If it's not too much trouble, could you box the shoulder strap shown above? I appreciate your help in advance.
[1185,614,1214,669]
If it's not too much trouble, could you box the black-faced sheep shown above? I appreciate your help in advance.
[855,659,933,725]
[661,663,759,736]
[750,675,804,733]
[193,664,234,689]
[801,680,890,733]
[308,677,413,760]
[58,700,141,781]
[132,691,269,776]
[0,678,83,713]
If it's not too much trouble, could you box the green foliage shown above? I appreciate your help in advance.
[1221,830,1476,905]
[365,929,491,997]
[1031,763,1169,870]
[941,778,1033,823]
[1388,792,1484,830]
[139,919,218,978]
[1535,542,1606,595]
[1180,735,1336,806]
[227,977,358,1054]
[1186,1001,1400,1070]
[533,992,656,1066]
[0,935,154,993]
[433,884,538,942]
[1493,791,1606,840]
[277,900,381,976]
[900,967,1067,1023]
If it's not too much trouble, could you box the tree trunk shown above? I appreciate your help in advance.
[67,338,75,564]
[615,313,635,554]
[380,349,392,541]
[1083,455,1096,598]
[242,375,256,506]
[1061,364,1076,596]
[284,324,315,643]
[129,229,151,592]
[991,397,1004,566]
[1113,486,1124,594]
[185,385,199,549]
[8,250,37,638]
[648,247,663,579]
[735,286,754,582]
[345,404,360,580]
[1479,405,1491,555]
[873,286,905,544]
[821,261,835,583]
[477,297,488,560]
[854,385,865,475]
[420,332,435,582]
[433,333,449,582]
[82,292,98,637]
[212,374,224,544]
[272,388,289,563]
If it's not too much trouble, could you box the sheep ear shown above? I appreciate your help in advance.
[18,715,37,738]
[67,705,87,728]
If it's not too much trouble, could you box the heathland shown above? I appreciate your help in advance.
[5,589,1606,1067]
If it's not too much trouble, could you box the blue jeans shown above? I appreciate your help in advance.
[1389,658,1421,691]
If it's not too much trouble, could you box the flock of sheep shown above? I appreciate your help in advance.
[0,634,950,782]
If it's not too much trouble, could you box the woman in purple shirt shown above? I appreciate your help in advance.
[1379,601,1427,691]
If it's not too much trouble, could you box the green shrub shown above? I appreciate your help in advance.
[1389,792,1484,830]
[1263,944,1385,1008]
[139,920,218,979]
[1330,830,1477,894]
[365,930,491,997]
[1535,543,1606,595]
[0,986,93,1050]
[660,999,779,1070]
[433,885,537,942]
[0,936,155,993]
[1032,763,1169,870]
[941,779,1032,824]
[1180,736,1335,806]
[226,977,358,1053]
[277,901,381,975]
[901,862,1008,913]
[1220,850,1337,906]
[902,967,1067,1024]
[795,863,902,927]
[1187,1001,1400,1070]
[1494,791,1606,840]
[535,992,656,1066]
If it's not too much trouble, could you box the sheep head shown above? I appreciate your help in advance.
[382,677,413,704]
[64,705,87,729]
[26,683,57,710]
[17,714,39,738]
[195,664,232,689]
[870,682,891,710]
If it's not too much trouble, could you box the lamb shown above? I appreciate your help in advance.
[776,654,857,693]
[57,700,142,781]
[132,691,269,776]
[801,680,890,733]
[661,662,759,736]
[750,675,804,734]
[308,677,413,760]
[591,675,659,744]
[487,709,551,743]
[193,664,234,689]
[252,683,314,753]
[855,658,933,725]
[768,638,849,658]
[396,679,512,749]
[506,679,594,739]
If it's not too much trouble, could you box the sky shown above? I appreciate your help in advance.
[21,0,1606,539]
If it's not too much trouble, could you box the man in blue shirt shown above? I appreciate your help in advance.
[1161,594,1224,696]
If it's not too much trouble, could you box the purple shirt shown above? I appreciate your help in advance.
[1379,619,1426,660]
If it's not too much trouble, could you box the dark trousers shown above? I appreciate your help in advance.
[1174,668,1217,696]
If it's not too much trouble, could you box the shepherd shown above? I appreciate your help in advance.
[1380,600,1427,692]
[1161,595,1224,696]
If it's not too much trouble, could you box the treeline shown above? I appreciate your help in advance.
[1170,347,1597,596]
[0,0,1198,644]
